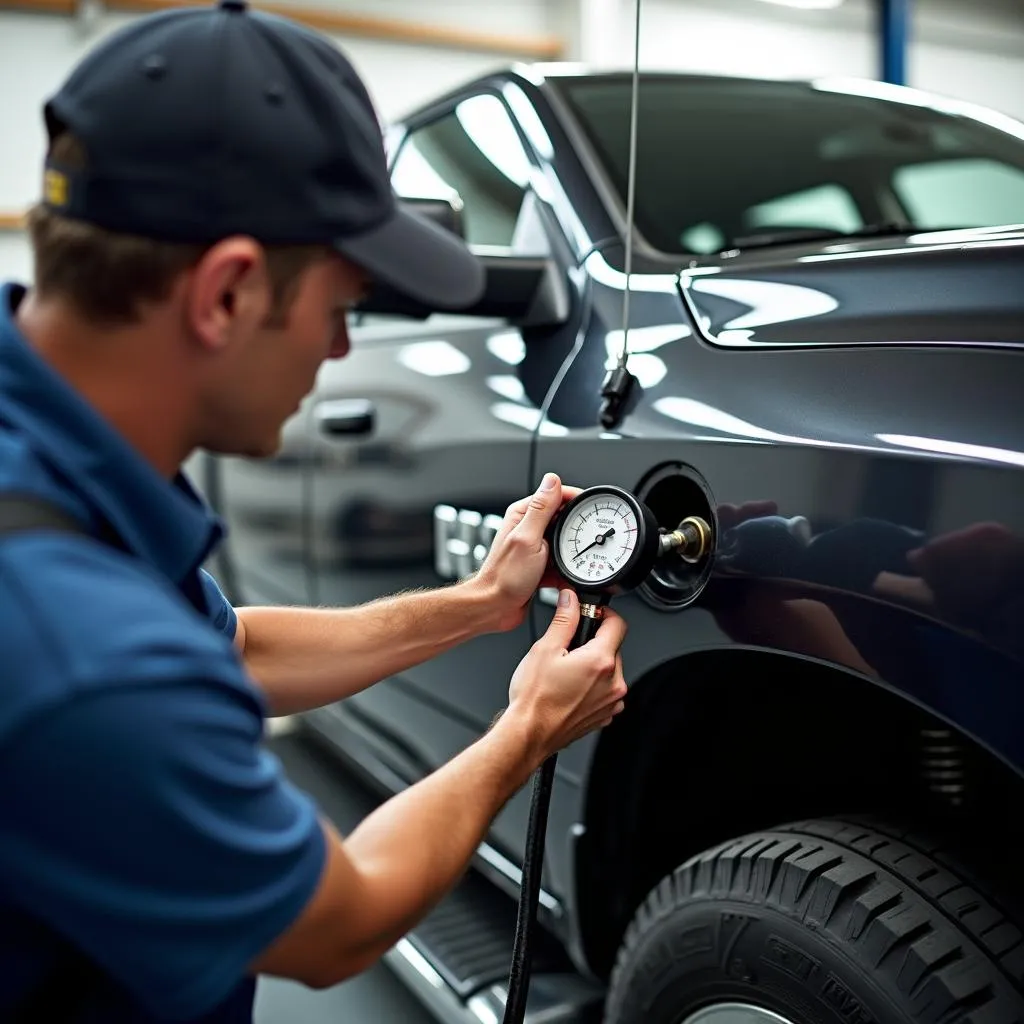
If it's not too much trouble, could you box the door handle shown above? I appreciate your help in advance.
[315,399,375,437]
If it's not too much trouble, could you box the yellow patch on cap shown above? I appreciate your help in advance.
[44,168,69,207]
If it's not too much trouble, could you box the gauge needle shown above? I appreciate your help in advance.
[575,527,615,558]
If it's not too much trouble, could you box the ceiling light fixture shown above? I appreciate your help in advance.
[754,0,845,10]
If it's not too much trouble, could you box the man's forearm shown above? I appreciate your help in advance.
[336,709,542,965]
[237,580,501,716]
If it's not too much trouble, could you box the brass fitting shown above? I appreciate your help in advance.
[658,515,713,564]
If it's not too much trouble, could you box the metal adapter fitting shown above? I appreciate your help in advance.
[658,515,713,564]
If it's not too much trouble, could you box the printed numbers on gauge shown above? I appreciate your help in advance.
[557,492,638,585]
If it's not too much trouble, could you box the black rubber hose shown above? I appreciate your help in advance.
[501,753,556,1024]
[502,609,603,1024]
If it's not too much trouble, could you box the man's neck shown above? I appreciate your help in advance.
[15,290,194,478]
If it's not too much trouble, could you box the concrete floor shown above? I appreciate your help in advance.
[255,725,436,1024]
[254,969,432,1023]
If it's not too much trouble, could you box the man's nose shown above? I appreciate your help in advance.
[327,317,352,359]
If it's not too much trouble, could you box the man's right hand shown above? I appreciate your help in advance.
[249,587,628,993]
[506,588,628,758]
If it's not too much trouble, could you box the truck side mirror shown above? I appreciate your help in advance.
[355,199,570,328]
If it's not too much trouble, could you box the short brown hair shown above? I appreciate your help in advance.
[28,133,330,327]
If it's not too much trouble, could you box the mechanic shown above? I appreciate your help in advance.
[0,2,629,1020]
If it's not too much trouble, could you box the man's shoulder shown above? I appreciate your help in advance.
[0,515,251,741]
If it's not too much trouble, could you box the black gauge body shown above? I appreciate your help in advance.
[549,484,661,601]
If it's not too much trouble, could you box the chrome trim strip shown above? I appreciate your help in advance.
[384,939,476,1024]
[477,842,561,914]
[384,940,603,1024]
[434,506,512,581]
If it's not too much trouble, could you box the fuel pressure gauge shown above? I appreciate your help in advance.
[551,485,661,599]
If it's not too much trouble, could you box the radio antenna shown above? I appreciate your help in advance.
[598,0,643,430]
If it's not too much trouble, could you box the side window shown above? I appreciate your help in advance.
[743,183,863,234]
[893,158,1024,229]
[391,94,532,249]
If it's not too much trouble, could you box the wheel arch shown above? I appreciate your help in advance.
[571,644,1024,979]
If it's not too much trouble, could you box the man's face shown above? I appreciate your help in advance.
[197,249,370,459]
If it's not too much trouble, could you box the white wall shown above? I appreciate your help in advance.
[2,0,1024,281]
[581,0,1024,121]
[0,234,32,283]
[0,3,554,214]
[0,0,557,279]
[639,0,876,79]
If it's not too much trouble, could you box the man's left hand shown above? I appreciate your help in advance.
[471,472,581,633]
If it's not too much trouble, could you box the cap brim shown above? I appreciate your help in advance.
[335,203,486,310]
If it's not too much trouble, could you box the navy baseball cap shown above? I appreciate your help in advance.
[39,0,485,309]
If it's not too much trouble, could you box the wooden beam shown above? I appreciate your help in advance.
[0,212,26,232]
[6,0,74,11]
[0,0,565,58]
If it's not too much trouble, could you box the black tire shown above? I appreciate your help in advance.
[605,818,1024,1024]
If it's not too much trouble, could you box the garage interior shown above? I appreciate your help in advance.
[1,0,1023,1022]
[3,0,1024,281]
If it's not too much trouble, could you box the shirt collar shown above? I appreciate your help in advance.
[0,282,223,584]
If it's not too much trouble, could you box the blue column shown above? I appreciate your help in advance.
[879,0,910,85]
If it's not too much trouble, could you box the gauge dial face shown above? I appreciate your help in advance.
[557,492,639,586]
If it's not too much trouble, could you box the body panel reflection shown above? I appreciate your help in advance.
[192,65,1024,1017]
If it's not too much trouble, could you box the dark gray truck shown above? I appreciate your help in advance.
[193,67,1024,1024]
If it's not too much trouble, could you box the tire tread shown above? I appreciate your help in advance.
[606,817,1024,1024]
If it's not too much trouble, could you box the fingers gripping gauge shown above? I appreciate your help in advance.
[503,485,712,1024]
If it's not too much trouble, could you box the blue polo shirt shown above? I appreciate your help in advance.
[0,283,326,1021]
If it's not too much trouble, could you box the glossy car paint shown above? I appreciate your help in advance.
[195,68,1024,978]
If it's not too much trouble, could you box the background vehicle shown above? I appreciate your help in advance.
[192,67,1024,1024]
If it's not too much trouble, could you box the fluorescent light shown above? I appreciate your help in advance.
[490,402,568,436]
[397,340,471,376]
[755,0,844,8]
[486,375,527,402]
[583,252,679,293]
[486,331,526,366]
[877,434,1024,468]
[653,397,781,442]
[690,277,838,329]
[604,323,690,353]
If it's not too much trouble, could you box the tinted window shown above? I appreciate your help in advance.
[744,183,862,233]
[551,76,1024,253]
[893,157,1024,228]
[391,93,531,248]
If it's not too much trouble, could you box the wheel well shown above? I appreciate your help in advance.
[576,648,1024,978]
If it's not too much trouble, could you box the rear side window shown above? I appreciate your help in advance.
[893,158,1024,228]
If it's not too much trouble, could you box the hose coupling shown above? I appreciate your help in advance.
[658,515,713,564]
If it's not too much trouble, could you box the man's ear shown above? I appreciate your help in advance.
[184,237,270,352]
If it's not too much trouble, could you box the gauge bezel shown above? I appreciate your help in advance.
[550,484,660,597]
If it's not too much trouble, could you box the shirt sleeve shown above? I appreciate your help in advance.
[0,673,327,1019]
[200,567,238,639]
